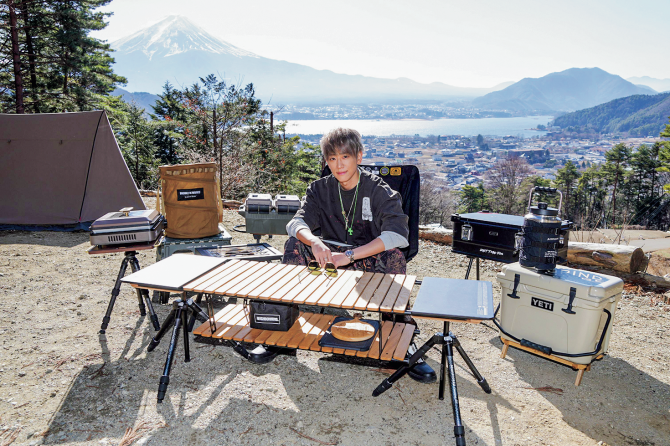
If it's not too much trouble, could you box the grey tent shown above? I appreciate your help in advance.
[0,111,145,227]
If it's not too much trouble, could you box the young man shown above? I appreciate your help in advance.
[284,127,408,273]
[277,128,435,383]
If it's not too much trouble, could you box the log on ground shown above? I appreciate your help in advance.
[567,242,646,274]
[418,225,453,244]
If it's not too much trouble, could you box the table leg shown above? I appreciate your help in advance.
[445,336,466,446]
[129,255,161,331]
[100,255,131,334]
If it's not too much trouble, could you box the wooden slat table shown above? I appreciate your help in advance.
[167,259,417,314]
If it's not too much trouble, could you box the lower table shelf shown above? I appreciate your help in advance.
[193,304,414,361]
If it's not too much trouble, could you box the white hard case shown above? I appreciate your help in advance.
[497,263,623,364]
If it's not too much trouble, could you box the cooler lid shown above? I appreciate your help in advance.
[499,263,623,303]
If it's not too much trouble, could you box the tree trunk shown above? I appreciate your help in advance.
[567,242,646,273]
[8,0,25,114]
[19,1,39,112]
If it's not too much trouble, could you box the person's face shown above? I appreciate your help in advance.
[326,147,363,189]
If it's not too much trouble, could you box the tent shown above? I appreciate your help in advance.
[0,111,145,229]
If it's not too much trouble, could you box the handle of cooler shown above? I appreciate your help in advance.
[507,274,521,299]
[493,309,612,359]
[562,287,577,314]
[526,186,563,214]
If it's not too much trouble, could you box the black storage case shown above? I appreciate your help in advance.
[451,212,571,263]
[249,301,299,331]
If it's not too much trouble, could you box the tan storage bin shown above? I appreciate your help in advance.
[158,163,222,239]
[497,263,623,365]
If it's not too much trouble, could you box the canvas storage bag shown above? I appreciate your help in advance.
[158,163,222,239]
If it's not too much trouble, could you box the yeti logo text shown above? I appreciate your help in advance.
[531,297,554,311]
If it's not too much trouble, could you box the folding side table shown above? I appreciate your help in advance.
[373,277,495,446]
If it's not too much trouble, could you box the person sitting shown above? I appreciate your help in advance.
[250,128,435,383]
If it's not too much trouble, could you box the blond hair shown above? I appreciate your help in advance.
[320,128,364,159]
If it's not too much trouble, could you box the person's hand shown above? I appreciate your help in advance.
[332,252,350,268]
[311,239,333,267]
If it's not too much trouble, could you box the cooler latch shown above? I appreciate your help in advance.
[507,274,521,299]
[562,287,577,314]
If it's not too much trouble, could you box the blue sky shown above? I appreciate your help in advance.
[93,0,669,88]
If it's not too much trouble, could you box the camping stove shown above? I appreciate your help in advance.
[90,207,165,246]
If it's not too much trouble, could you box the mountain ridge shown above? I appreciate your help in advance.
[552,92,670,136]
[472,68,654,113]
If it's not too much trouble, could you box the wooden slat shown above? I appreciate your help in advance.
[190,260,247,292]
[273,271,319,302]
[242,328,264,343]
[255,265,306,299]
[199,260,253,293]
[291,273,330,304]
[299,314,333,351]
[192,304,240,336]
[392,275,416,313]
[213,307,249,338]
[204,261,258,294]
[284,313,322,348]
[380,323,406,361]
[353,273,384,310]
[220,310,250,340]
[226,262,278,296]
[392,323,416,361]
[213,261,267,295]
[264,312,306,345]
[339,272,373,308]
[232,324,254,342]
[344,348,358,356]
[361,320,394,359]
[183,260,240,291]
[303,270,352,306]
[379,274,406,312]
[237,263,287,297]
[318,270,363,307]
[365,274,396,312]
[250,326,275,345]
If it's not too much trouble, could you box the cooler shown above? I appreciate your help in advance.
[497,263,623,365]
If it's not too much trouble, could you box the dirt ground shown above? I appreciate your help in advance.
[1,205,669,446]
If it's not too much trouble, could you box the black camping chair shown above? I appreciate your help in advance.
[321,164,420,262]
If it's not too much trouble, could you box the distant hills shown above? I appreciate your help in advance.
[552,92,670,136]
[109,16,510,104]
[112,88,159,112]
[627,76,670,93]
[472,68,654,113]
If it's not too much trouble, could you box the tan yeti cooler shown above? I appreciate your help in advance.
[497,263,623,365]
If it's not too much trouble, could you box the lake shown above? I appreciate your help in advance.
[283,116,554,138]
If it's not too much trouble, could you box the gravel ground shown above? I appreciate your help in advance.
[0,204,669,446]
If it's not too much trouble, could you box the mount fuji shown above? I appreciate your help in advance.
[110,16,508,104]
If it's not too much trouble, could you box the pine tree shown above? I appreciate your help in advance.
[602,143,631,226]
[554,161,581,220]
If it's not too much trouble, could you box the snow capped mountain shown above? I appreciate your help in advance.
[112,15,258,60]
[109,16,507,102]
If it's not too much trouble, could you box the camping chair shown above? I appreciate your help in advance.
[320,164,420,262]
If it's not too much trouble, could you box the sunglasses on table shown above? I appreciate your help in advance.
[307,261,338,277]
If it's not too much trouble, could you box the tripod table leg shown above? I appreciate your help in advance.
[157,304,184,403]
[100,256,130,334]
[130,257,161,331]
[445,337,467,446]
[453,335,491,394]
[147,305,177,352]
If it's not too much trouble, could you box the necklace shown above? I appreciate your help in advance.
[338,173,360,236]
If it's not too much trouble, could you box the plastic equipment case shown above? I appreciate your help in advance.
[497,263,623,365]
[451,212,571,263]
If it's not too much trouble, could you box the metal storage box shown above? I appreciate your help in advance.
[274,194,301,213]
[497,263,623,365]
[245,193,273,213]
